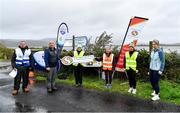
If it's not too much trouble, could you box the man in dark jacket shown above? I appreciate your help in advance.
[11,41,33,95]
[44,40,59,93]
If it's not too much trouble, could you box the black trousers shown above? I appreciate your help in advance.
[74,65,83,85]
[104,70,112,84]
[126,68,136,89]
[150,70,160,94]
[14,67,29,90]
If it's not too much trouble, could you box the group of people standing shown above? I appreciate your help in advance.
[11,39,165,101]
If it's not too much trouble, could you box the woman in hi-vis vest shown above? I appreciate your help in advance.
[124,44,139,95]
[72,45,85,87]
[96,47,115,88]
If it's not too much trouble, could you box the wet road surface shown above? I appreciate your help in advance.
[0,64,180,112]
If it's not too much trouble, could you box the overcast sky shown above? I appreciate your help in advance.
[0,0,180,44]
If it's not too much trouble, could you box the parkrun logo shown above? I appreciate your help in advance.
[60,27,66,35]
[131,30,138,36]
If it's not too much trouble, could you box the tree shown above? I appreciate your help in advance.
[86,31,113,56]
[0,42,6,48]
[94,31,112,49]
[0,47,13,59]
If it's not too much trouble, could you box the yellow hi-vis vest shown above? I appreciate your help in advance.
[73,51,85,66]
[103,53,114,71]
[125,51,138,71]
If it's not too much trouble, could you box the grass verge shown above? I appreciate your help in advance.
[36,74,180,105]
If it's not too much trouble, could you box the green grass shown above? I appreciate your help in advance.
[36,74,180,105]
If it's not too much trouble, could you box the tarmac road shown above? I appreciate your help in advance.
[0,63,179,112]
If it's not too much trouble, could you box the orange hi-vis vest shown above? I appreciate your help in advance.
[103,53,114,71]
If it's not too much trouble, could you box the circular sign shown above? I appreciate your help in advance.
[60,27,66,35]
[131,30,138,36]
[61,56,73,66]
[59,23,69,35]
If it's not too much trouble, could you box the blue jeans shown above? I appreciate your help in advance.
[150,70,160,94]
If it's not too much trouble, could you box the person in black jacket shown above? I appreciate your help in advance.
[11,41,33,95]
[44,40,59,93]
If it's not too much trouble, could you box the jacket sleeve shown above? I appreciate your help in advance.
[44,49,49,67]
[11,50,16,68]
[149,51,152,71]
[158,50,165,72]
[112,56,116,70]
[95,56,103,61]
[29,52,34,70]
[136,53,141,70]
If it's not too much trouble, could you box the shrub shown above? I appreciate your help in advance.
[58,49,180,83]
[0,47,13,60]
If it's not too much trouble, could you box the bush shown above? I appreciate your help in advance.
[0,47,13,60]
[137,49,180,83]
[164,51,180,82]
[58,49,180,83]
[137,49,150,79]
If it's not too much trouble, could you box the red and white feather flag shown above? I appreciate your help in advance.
[116,16,148,72]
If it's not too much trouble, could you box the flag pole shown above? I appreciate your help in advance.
[113,17,133,76]
[133,16,149,20]
[56,23,61,52]
[119,17,133,56]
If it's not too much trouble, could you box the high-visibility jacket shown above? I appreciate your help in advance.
[125,51,138,71]
[73,51,85,66]
[15,48,31,67]
[102,53,114,71]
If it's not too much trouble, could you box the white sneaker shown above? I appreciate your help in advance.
[151,91,155,96]
[151,94,160,101]
[108,84,112,88]
[132,89,136,94]
[128,87,133,93]
[104,84,108,88]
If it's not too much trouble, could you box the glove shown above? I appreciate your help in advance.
[121,68,125,72]
[147,72,149,75]
[158,71,163,75]
[136,70,139,73]
[46,67,50,71]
